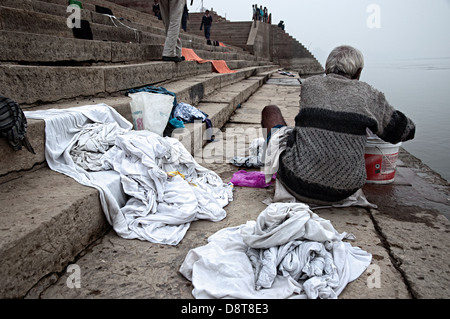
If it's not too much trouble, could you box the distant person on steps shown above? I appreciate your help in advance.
[159,0,193,62]
[200,9,213,41]
[152,0,161,20]
[261,45,416,205]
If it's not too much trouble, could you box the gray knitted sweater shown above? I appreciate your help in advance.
[278,74,415,204]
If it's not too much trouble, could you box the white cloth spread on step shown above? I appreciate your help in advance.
[25,104,232,245]
[179,202,372,299]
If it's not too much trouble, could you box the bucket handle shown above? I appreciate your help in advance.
[375,145,397,168]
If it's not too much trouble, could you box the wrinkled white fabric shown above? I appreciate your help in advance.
[247,240,334,291]
[25,104,133,232]
[263,126,293,183]
[241,203,352,249]
[179,203,372,299]
[70,122,129,171]
[179,222,306,299]
[102,130,232,245]
[25,104,232,245]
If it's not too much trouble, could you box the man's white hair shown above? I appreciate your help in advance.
[325,45,364,77]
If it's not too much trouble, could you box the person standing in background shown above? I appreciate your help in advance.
[181,3,189,32]
[159,0,193,62]
[200,9,213,41]
[252,4,257,26]
[153,0,161,20]
[254,4,260,21]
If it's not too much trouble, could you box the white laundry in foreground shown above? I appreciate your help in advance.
[102,130,233,245]
[25,104,233,245]
[179,202,372,299]
[25,104,133,233]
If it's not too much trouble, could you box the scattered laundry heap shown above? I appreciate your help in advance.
[25,104,233,245]
[70,122,128,172]
[102,130,232,244]
[180,202,372,299]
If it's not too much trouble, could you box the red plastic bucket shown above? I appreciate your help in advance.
[364,138,401,184]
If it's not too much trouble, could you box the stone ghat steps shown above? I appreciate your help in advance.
[0,30,257,65]
[187,18,254,48]
[0,0,249,55]
[0,66,279,298]
[0,57,269,106]
[2,0,168,31]
[0,1,269,106]
[0,4,246,54]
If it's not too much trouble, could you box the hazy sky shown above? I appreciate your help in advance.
[191,0,450,66]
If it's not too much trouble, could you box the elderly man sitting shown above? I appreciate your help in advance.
[261,45,416,205]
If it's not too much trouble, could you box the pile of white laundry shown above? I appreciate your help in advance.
[26,104,233,245]
[180,202,372,299]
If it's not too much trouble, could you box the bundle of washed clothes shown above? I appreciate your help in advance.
[180,202,372,299]
[26,104,232,245]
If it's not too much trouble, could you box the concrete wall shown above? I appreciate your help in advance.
[246,21,324,75]
[246,21,272,60]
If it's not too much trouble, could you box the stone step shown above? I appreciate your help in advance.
[0,0,250,55]
[0,166,109,299]
[0,59,265,107]
[0,30,256,64]
[0,5,245,54]
[0,0,158,30]
[0,65,279,183]
[187,21,254,49]
[0,67,279,299]
[0,0,163,29]
[0,60,210,105]
[0,30,161,64]
[0,5,152,43]
[72,0,164,28]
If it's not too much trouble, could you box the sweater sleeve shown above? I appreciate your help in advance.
[372,90,416,144]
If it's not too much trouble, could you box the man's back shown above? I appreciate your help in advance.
[278,74,415,204]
